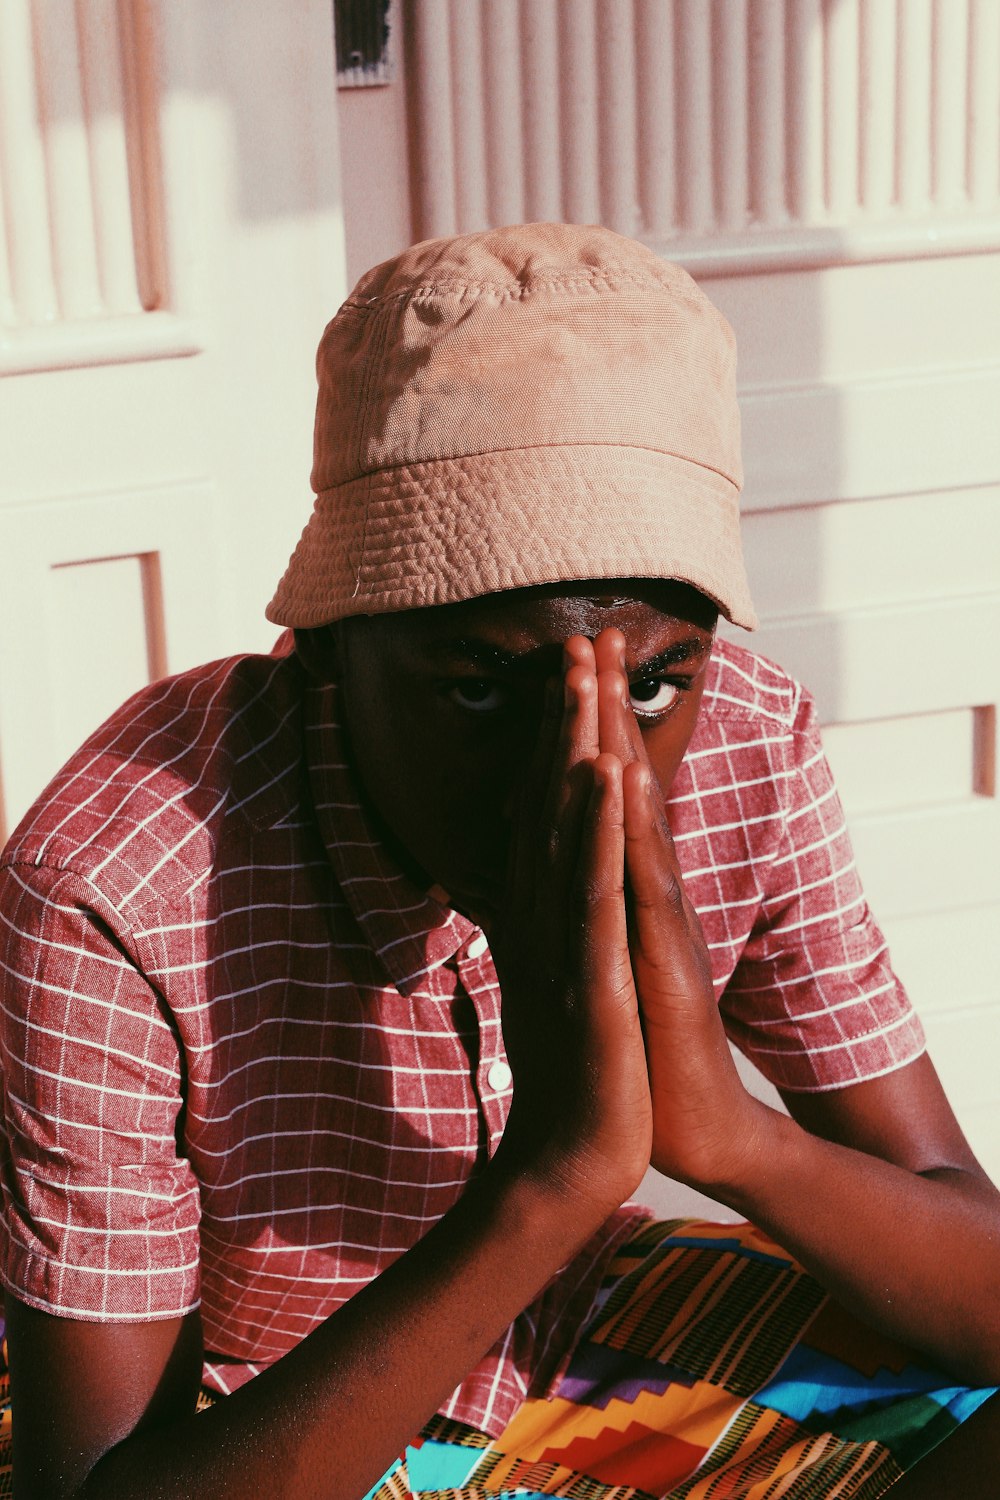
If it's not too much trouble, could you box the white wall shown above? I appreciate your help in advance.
[336,0,1000,1214]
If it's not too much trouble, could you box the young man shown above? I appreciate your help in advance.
[1,223,998,1498]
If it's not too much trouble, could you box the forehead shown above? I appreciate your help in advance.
[350,579,718,667]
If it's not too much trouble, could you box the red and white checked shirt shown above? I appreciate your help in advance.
[0,634,925,1433]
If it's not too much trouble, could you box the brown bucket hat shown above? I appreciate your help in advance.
[266,222,757,630]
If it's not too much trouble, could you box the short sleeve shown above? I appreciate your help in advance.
[719,691,926,1093]
[0,861,200,1321]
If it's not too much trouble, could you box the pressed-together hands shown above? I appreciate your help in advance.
[484,628,1000,1413]
[487,628,763,1213]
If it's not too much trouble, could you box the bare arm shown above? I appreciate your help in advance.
[718,1060,1000,1384]
[9,1160,631,1499]
[589,625,1000,1386]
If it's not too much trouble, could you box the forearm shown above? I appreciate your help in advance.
[716,1102,1000,1385]
[77,1167,612,1500]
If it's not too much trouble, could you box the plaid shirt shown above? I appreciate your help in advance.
[0,635,924,1433]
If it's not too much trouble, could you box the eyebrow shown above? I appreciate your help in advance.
[424,639,523,671]
[424,635,711,676]
[631,638,712,676]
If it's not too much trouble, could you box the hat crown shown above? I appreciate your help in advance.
[310,222,742,497]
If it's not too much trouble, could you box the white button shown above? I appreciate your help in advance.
[487,1060,512,1093]
[466,933,489,959]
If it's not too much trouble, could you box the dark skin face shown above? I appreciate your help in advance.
[301,579,718,921]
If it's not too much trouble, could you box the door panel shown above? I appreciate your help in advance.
[0,0,347,839]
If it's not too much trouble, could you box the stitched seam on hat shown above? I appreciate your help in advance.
[351,299,395,595]
[350,299,388,475]
[315,441,741,492]
[342,266,707,313]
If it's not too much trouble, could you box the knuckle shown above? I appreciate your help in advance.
[574,869,623,909]
[656,871,686,915]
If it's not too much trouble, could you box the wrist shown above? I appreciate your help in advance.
[483,1136,638,1253]
[681,1094,781,1203]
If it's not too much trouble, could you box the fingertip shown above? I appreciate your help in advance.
[564,662,597,705]
[564,634,596,672]
[594,626,627,674]
[593,751,624,790]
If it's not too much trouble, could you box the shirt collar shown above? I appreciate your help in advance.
[302,677,476,996]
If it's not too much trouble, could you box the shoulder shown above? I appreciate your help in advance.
[699,635,812,737]
[692,636,825,777]
[1,641,305,910]
[671,637,825,839]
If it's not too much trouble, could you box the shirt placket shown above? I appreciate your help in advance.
[453,931,511,1156]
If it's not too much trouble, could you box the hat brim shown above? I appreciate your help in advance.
[266,444,758,631]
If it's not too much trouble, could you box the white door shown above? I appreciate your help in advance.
[0,0,347,840]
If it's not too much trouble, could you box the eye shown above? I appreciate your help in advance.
[447,679,508,714]
[628,678,680,718]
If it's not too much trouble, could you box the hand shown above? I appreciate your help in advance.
[486,637,653,1215]
[592,629,765,1192]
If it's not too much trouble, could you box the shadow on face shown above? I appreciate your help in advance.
[297,579,718,916]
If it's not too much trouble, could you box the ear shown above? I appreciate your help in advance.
[294,626,342,683]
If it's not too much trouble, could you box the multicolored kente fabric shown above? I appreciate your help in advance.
[0,1219,992,1495]
[364,1220,995,1500]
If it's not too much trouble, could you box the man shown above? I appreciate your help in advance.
[1,223,997,1497]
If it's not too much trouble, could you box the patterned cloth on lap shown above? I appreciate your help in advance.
[365,1221,996,1500]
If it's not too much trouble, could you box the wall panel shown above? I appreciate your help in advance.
[0,483,222,841]
[408,0,1000,270]
[0,0,198,373]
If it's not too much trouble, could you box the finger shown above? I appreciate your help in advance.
[597,665,639,767]
[593,628,658,772]
[623,760,707,988]
[593,628,652,770]
[563,660,600,771]
[534,661,599,938]
[564,633,597,675]
[592,627,625,677]
[574,755,634,1006]
[559,635,599,793]
[536,642,599,864]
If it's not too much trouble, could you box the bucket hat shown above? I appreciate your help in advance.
[267,222,757,630]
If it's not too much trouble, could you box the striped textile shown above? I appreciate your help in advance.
[0,635,924,1431]
[0,1221,990,1494]
[365,1220,996,1500]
